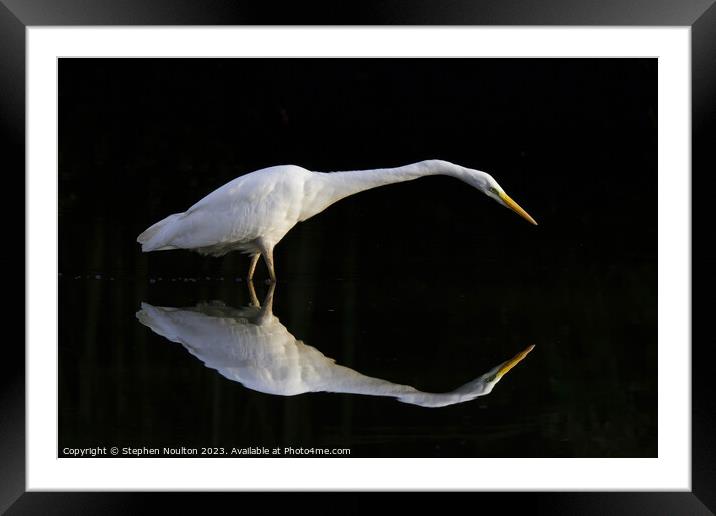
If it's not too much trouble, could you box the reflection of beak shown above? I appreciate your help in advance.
[495,344,535,379]
[499,191,538,225]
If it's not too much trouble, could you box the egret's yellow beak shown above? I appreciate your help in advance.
[499,191,538,225]
[495,344,535,379]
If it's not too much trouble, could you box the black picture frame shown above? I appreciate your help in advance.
[4,1,713,513]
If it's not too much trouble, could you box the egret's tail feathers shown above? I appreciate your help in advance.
[137,213,184,252]
[135,303,181,342]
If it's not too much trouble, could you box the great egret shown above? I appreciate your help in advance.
[136,283,534,408]
[137,160,537,281]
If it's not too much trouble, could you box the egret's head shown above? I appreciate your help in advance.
[448,344,535,401]
[477,344,536,395]
[477,173,538,226]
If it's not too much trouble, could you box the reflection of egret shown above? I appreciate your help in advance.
[136,283,534,408]
[137,160,537,282]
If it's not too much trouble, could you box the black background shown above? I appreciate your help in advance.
[58,58,656,458]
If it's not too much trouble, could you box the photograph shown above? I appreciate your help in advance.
[57,57,657,459]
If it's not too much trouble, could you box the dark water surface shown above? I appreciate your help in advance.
[59,58,656,457]
[59,264,655,457]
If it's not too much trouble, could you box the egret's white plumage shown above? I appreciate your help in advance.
[137,160,537,281]
[136,283,534,408]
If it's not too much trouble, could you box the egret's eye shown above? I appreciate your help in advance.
[488,186,498,195]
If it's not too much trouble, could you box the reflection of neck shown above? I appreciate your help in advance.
[238,281,487,406]
[311,363,482,408]
[302,160,472,220]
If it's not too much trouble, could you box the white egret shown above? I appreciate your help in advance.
[137,160,537,281]
[136,283,534,408]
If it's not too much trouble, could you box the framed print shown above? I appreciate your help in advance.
[3,0,714,513]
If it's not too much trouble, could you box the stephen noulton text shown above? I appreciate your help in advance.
[61,446,351,457]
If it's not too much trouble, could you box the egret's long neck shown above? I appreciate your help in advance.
[304,360,471,408]
[304,360,489,408]
[301,160,471,220]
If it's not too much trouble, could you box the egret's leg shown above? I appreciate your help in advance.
[262,281,275,311]
[261,248,276,283]
[253,282,276,325]
[246,253,260,282]
[247,279,260,307]
[255,283,276,324]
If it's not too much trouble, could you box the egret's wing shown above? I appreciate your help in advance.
[173,166,311,250]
